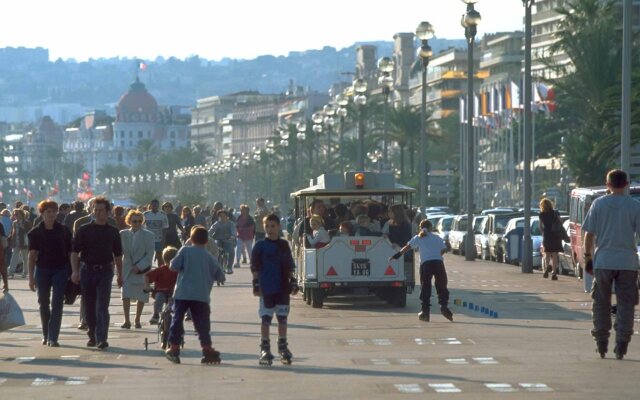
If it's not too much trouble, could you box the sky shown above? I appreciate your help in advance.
[0,0,526,62]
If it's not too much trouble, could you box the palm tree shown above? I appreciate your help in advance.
[388,104,422,179]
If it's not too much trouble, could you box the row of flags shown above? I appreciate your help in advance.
[459,81,556,124]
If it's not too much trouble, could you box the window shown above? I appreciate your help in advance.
[129,131,132,138]
[118,153,123,162]
[138,131,143,138]
[171,141,175,147]
[120,140,124,148]
[147,131,151,138]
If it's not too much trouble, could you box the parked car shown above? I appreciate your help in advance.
[503,217,543,268]
[435,215,455,250]
[480,207,518,215]
[553,219,575,276]
[487,212,522,263]
[428,214,451,231]
[569,185,640,279]
[474,215,491,260]
[448,215,469,255]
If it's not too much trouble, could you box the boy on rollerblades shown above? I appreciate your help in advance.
[165,226,225,364]
[251,214,298,365]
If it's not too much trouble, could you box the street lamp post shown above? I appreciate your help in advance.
[462,0,481,261]
[622,0,631,174]
[521,0,534,273]
[312,112,323,175]
[353,78,368,171]
[323,104,336,172]
[296,121,307,185]
[336,94,349,174]
[416,21,434,209]
[378,57,395,170]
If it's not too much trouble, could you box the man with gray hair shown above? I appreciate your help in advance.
[583,169,640,360]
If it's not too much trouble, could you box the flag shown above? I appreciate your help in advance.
[510,81,520,109]
[139,61,147,71]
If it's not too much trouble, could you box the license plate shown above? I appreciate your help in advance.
[351,259,370,276]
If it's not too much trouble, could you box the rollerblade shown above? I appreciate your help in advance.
[201,347,222,364]
[165,346,181,364]
[259,339,274,366]
[418,304,430,322]
[596,340,608,359]
[440,306,454,322]
[278,338,293,365]
[614,342,628,360]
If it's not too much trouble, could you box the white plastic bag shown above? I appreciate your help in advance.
[0,292,26,332]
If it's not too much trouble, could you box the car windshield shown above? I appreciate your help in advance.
[440,218,453,231]
[495,218,511,234]
[458,219,468,231]
[531,220,541,236]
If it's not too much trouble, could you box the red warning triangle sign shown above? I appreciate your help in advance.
[327,266,338,276]
[384,265,396,276]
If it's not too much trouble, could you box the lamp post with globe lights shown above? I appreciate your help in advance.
[323,104,337,172]
[416,21,434,209]
[377,57,395,169]
[335,94,349,174]
[353,78,368,171]
[461,0,481,261]
[296,121,307,185]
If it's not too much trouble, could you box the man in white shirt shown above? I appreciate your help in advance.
[143,199,169,266]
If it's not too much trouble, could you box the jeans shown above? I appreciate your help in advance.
[153,292,169,315]
[168,299,211,348]
[217,240,235,271]
[35,266,70,342]
[419,260,450,308]
[81,267,114,343]
[591,269,639,344]
[235,238,253,264]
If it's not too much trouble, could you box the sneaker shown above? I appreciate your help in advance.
[596,340,608,358]
[165,348,181,364]
[543,271,549,278]
[184,314,192,322]
[77,323,88,331]
[233,263,240,269]
[48,341,60,347]
[551,274,558,281]
[440,306,454,322]
[226,268,234,275]
[86,339,96,347]
[242,258,247,264]
[614,342,628,360]
[96,341,109,350]
[120,321,131,329]
[149,315,159,325]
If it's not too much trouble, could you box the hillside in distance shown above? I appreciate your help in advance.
[0,38,465,110]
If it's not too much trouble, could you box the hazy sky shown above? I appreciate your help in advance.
[0,0,526,61]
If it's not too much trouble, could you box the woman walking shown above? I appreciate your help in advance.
[27,200,73,346]
[8,208,32,278]
[538,198,566,281]
[162,202,183,249]
[180,206,196,244]
[119,210,155,328]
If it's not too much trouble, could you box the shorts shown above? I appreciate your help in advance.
[259,292,290,318]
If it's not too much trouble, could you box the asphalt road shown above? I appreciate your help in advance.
[1,255,638,399]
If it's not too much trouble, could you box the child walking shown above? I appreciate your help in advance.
[165,226,225,364]
[144,246,178,325]
[391,219,453,322]
[251,214,299,365]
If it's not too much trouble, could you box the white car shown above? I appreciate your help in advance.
[448,215,469,256]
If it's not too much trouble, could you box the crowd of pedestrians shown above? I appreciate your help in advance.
[1,169,638,362]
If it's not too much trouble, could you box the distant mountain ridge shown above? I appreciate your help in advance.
[0,38,465,114]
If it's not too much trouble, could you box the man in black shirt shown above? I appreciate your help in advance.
[70,197,123,350]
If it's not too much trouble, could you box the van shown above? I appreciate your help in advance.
[568,185,640,278]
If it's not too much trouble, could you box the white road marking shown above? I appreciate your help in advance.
[429,383,462,393]
[485,383,518,393]
[60,355,80,360]
[440,338,462,345]
[65,376,89,385]
[0,378,7,385]
[372,338,392,346]
[445,358,469,365]
[32,378,55,386]
[15,356,35,363]
[414,338,435,345]
[473,357,499,364]
[370,358,390,365]
[394,383,424,393]
[345,339,365,346]
[519,383,553,392]
[398,359,420,365]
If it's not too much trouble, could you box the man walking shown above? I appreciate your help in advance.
[143,199,169,266]
[583,169,640,360]
[71,197,123,349]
